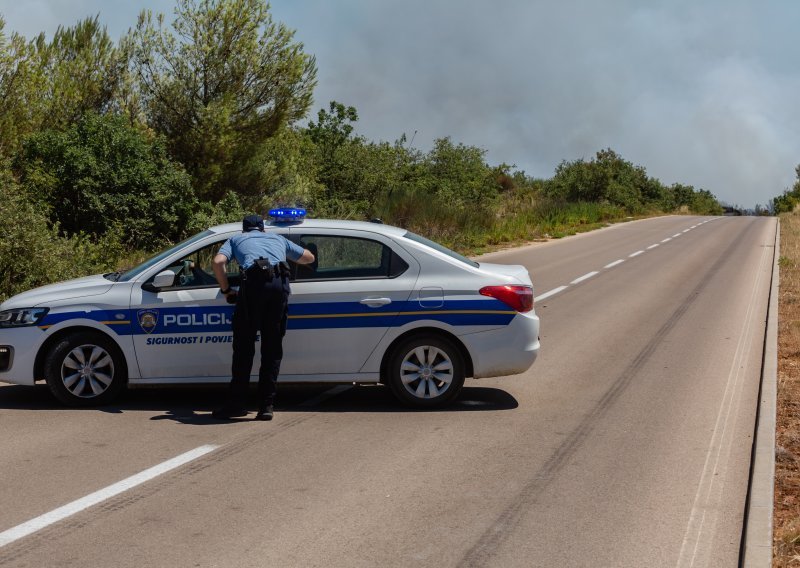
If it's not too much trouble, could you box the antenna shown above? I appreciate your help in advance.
[409,130,417,147]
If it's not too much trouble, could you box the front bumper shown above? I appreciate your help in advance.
[0,327,44,385]
[0,345,12,372]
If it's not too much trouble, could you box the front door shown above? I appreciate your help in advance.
[130,237,238,379]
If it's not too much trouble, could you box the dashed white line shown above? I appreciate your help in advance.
[571,271,599,285]
[530,221,716,304]
[535,286,567,302]
[0,444,219,548]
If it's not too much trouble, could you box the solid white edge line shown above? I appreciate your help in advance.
[0,444,219,548]
[647,244,660,250]
[604,259,624,269]
[534,286,568,302]
[742,219,778,565]
[570,271,599,285]
[629,250,644,257]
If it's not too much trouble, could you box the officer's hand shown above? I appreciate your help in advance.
[225,290,238,304]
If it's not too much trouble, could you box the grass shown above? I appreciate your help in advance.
[374,191,648,257]
[775,209,800,566]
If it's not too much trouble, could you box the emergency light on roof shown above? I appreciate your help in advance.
[268,207,306,223]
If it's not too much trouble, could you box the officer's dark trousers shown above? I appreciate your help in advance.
[229,268,289,406]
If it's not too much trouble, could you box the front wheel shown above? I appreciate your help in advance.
[43,332,127,406]
[386,334,465,408]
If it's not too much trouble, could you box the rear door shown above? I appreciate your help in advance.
[281,229,420,376]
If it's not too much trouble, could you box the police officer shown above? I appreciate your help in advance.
[211,214,314,421]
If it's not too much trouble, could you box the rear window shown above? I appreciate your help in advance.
[403,232,479,268]
[290,234,408,281]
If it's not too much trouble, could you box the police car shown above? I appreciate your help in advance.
[0,209,540,408]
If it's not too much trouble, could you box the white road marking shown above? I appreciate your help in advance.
[604,259,625,269]
[683,229,691,233]
[691,225,698,228]
[0,445,219,548]
[629,250,644,258]
[661,238,672,243]
[672,233,682,238]
[647,244,660,250]
[675,239,771,568]
[535,286,568,302]
[570,271,599,284]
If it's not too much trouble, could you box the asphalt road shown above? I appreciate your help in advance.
[0,215,776,567]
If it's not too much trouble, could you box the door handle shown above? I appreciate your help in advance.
[360,297,392,307]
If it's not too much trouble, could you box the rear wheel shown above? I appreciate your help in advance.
[43,332,127,406]
[386,334,465,408]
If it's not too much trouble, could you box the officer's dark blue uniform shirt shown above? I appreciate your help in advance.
[218,232,305,270]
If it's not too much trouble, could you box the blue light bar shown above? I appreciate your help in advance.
[268,207,306,223]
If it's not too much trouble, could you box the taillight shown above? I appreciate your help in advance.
[479,285,534,313]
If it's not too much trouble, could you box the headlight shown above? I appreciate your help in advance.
[0,308,49,327]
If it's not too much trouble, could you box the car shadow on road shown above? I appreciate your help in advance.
[282,384,519,413]
[0,382,518,423]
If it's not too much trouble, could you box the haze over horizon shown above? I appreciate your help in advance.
[1,0,797,209]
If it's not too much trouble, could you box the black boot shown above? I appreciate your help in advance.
[255,404,274,421]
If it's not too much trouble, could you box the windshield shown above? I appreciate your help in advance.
[117,230,215,282]
[402,231,479,268]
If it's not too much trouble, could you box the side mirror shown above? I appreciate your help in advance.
[152,270,177,289]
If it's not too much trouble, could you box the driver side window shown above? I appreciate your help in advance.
[153,241,240,289]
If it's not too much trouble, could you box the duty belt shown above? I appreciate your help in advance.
[242,259,289,282]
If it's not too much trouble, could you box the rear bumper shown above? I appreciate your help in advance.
[459,310,540,378]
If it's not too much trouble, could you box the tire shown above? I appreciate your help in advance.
[386,334,465,408]
[43,332,127,406]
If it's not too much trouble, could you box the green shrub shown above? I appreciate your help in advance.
[0,165,125,301]
[16,112,197,249]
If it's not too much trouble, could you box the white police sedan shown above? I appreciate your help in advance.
[0,210,540,408]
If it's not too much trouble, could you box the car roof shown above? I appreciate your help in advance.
[208,218,409,238]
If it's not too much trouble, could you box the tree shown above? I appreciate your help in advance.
[132,0,317,202]
[424,137,499,206]
[0,17,43,157]
[771,165,800,215]
[41,17,129,128]
[0,16,131,158]
[306,101,359,196]
[546,149,650,210]
[17,112,197,248]
[0,160,125,300]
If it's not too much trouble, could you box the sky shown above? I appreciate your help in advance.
[1,0,798,208]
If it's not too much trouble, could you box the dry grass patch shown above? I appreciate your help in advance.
[775,210,800,566]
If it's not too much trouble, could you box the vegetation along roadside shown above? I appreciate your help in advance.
[0,0,723,302]
[775,207,800,566]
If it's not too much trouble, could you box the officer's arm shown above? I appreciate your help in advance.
[212,253,233,294]
[296,249,315,265]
